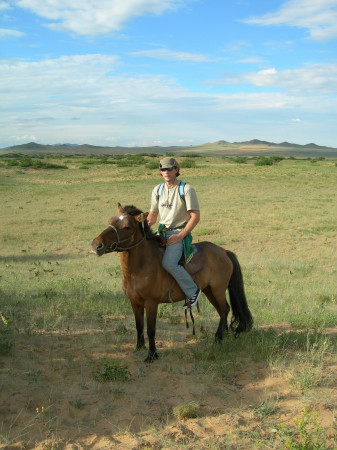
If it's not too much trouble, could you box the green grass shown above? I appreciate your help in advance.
[1,156,336,324]
[173,402,200,420]
[0,155,336,448]
[1,155,336,341]
[92,357,131,382]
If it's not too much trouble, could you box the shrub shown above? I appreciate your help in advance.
[173,402,200,420]
[146,162,159,170]
[232,157,247,164]
[0,312,14,356]
[254,156,274,166]
[6,157,67,169]
[116,156,147,167]
[276,408,328,449]
[180,159,196,169]
[92,358,131,382]
[270,156,285,164]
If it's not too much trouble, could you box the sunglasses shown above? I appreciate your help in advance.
[160,167,174,172]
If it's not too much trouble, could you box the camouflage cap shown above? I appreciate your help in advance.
[159,157,180,170]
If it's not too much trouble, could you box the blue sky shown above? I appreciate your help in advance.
[1,0,337,148]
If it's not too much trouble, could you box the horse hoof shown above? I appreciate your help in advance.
[144,352,159,363]
[214,334,223,343]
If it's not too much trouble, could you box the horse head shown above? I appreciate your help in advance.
[91,203,149,255]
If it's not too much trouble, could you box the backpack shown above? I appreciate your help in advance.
[157,181,186,205]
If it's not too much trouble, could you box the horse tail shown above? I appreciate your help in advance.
[226,250,253,334]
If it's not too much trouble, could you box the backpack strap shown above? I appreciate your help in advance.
[157,182,165,199]
[157,181,186,204]
[178,181,186,203]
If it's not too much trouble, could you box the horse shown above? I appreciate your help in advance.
[91,203,253,362]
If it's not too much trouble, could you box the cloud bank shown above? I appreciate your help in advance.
[206,62,337,95]
[10,0,185,35]
[243,0,337,41]
[1,54,336,146]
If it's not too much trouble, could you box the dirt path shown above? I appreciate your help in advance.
[1,321,336,449]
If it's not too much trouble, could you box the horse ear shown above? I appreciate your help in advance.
[134,212,149,223]
[117,203,125,215]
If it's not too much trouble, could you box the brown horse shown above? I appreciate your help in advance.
[91,204,253,362]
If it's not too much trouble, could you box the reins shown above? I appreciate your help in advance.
[107,212,146,252]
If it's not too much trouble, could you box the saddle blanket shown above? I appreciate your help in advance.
[180,245,203,275]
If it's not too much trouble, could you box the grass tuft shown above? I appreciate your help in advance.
[92,357,131,382]
[173,402,200,420]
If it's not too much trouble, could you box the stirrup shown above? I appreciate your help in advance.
[184,302,200,335]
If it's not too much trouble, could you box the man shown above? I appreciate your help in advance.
[147,157,201,309]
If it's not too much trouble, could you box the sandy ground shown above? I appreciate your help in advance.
[1,319,336,449]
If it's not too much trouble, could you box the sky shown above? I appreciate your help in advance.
[1,0,337,148]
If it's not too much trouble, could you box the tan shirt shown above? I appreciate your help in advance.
[150,180,200,228]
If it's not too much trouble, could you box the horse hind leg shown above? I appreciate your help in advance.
[203,286,230,342]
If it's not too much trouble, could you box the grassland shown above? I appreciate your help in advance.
[0,154,336,448]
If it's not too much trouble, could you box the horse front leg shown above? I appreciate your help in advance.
[131,302,145,350]
[144,302,159,363]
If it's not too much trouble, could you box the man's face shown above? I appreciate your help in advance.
[160,167,178,183]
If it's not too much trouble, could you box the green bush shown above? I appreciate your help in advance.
[180,159,196,169]
[92,358,131,382]
[6,157,67,169]
[146,161,159,170]
[173,402,200,420]
[270,156,285,164]
[254,156,274,166]
[116,156,147,167]
[6,159,19,167]
[232,157,248,164]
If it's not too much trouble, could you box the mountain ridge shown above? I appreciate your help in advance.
[1,139,336,157]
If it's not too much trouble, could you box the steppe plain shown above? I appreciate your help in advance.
[0,148,336,448]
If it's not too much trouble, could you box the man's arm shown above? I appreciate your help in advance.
[166,210,200,246]
[147,211,158,227]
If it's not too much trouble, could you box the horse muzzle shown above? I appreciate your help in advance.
[91,240,106,256]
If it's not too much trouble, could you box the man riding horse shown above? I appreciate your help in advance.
[147,157,202,309]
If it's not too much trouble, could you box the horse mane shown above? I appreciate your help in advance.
[123,205,158,241]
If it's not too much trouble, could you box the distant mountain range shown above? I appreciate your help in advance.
[1,139,337,157]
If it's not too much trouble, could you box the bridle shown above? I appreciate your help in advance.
[105,212,146,252]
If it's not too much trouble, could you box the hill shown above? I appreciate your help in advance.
[1,139,337,158]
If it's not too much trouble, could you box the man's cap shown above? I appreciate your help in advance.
[159,157,180,170]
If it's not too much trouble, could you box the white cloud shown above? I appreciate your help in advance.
[0,1,10,11]
[208,63,337,94]
[13,0,185,35]
[131,49,211,62]
[235,57,266,64]
[10,133,37,142]
[1,54,336,147]
[0,28,24,38]
[243,0,337,41]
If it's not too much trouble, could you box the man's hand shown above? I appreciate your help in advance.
[147,211,158,227]
[166,233,183,246]
[166,210,200,246]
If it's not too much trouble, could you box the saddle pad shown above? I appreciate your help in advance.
[181,245,203,276]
